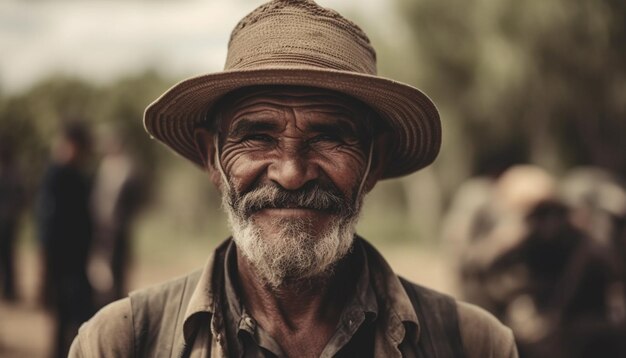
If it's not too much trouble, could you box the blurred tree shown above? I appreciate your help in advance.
[0,71,171,208]
[398,0,626,183]
[0,71,236,245]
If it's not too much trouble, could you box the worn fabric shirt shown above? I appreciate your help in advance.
[69,238,519,357]
[221,240,378,357]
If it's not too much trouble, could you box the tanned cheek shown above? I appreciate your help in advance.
[221,143,273,191]
[220,144,247,173]
[317,146,367,190]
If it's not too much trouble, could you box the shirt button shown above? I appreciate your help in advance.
[244,316,255,327]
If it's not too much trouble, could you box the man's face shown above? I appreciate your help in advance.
[213,86,375,287]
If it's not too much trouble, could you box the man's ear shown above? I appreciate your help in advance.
[194,127,223,189]
[362,133,389,193]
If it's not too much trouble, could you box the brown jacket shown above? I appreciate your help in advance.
[70,239,518,357]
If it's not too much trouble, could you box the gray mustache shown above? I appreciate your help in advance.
[232,183,352,218]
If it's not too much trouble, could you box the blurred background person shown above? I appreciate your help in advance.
[36,122,95,358]
[446,165,625,357]
[440,147,527,312]
[560,168,626,282]
[0,138,24,302]
[444,165,557,318]
[491,199,620,358]
[557,167,626,357]
[89,126,145,307]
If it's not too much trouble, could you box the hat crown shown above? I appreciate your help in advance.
[225,0,377,74]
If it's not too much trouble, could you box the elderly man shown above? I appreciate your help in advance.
[70,0,517,357]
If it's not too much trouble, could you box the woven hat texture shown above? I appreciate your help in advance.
[144,0,441,179]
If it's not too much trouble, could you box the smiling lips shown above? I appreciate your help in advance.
[252,205,334,220]
[254,205,332,213]
[234,181,350,221]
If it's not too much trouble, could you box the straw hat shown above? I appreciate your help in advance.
[144,0,440,179]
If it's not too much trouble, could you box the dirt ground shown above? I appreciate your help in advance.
[0,241,456,358]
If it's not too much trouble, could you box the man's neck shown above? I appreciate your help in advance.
[235,248,352,356]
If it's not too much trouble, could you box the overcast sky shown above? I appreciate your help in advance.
[0,0,399,94]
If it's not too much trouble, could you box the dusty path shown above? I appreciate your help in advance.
[0,246,53,358]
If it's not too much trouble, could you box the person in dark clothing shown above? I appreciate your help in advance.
[37,122,94,358]
[0,140,24,301]
[491,200,623,358]
[90,130,144,305]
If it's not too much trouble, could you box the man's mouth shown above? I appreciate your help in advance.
[253,206,333,219]
[234,183,348,219]
[251,203,332,213]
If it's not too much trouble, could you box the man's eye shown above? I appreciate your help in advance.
[310,134,343,144]
[242,134,274,143]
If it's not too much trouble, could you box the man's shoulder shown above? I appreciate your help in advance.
[399,278,517,358]
[455,301,518,358]
[69,297,134,357]
[69,270,203,357]
[129,269,202,307]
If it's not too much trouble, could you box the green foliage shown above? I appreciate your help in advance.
[0,76,99,195]
[0,71,171,203]
[0,71,239,243]
[398,0,626,178]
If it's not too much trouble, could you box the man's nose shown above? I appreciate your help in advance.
[267,149,319,190]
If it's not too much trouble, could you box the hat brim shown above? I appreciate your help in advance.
[144,67,440,179]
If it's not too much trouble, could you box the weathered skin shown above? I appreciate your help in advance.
[195,87,386,357]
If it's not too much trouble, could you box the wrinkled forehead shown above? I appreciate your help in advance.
[210,85,379,132]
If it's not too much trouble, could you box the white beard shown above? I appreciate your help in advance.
[222,185,362,289]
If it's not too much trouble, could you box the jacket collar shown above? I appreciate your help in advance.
[182,239,229,343]
[181,237,420,354]
[358,238,420,357]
